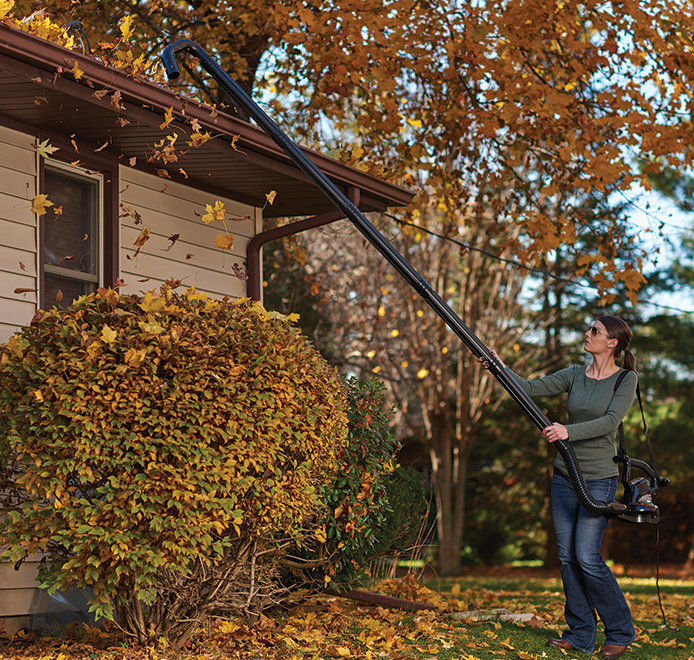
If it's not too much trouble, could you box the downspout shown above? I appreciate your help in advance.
[246,186,360,301]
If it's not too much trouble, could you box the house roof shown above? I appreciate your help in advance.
[0,23,414,217]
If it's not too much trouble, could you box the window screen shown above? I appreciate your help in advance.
[42,164,101,308]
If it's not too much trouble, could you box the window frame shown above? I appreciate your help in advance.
[38,150,119,309]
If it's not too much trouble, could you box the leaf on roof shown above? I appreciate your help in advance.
[119,15,135,40]
[0,1,14,20]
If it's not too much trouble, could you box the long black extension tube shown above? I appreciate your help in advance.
[160,40,626,518]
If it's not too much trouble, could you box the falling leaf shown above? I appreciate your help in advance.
[94,141,109,152]
[265,190,277,205]
[14,287,37,294]
[70,60,83,80]
[185,253,194,260]
[53,206,63,216]
[128,156,137,166]
[92,89,109,99]
[215,233,235,250]
[35,138,58,158]
[82,233,89,241]
[116,117,130,127]
[187,131,212,148]
[59,255,75,265]
[110,90,125,111]
[70,139,79,151]
[230,134,242,151]
[156,169,171,179]
[160,106,174,129]
[201,201,225,224]
[163,233,180,251]
[33,96,48,106]
[178,168,188,179]
[232,263,248,280]
[19,261,26,271]
[31,194,53,215]
[417,368,429,379]
[55,289,63,303]
[134,227,150,247]
[190,117,202,132]
[377,305,385,317]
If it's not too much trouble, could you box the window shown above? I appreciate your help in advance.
[40,161,103,308]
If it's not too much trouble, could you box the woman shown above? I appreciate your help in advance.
[485,316,637,659]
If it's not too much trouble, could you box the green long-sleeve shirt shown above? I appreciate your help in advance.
[510,365,637,480]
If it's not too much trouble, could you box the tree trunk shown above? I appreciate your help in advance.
[431,416,471,577]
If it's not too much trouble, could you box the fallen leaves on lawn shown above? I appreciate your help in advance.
[0,575,692,658]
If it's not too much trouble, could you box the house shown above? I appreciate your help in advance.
[0,21,413,632]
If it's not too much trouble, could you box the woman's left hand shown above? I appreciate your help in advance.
[542,423,569,443]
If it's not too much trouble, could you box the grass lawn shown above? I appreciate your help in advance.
[1,572,692,659]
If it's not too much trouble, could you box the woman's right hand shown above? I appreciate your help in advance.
[479,349,505,370]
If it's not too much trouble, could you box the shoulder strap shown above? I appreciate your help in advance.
[614,369,659,477]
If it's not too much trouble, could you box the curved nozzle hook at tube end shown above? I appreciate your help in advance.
[161,40,206,81]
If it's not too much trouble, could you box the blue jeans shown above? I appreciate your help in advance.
[551,471,635,654]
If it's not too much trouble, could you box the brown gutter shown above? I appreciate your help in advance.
[246,187,360,301]
[0,23,413,209]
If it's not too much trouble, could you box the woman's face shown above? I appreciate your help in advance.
[584,320,614,355]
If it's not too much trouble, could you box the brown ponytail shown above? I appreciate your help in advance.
[598,316,636,372]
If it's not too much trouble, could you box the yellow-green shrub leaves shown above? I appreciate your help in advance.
[0,285,348,640]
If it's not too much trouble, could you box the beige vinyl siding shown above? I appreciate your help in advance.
[0,125,38,344]
[119,168,260,299]
[0,556,42,620]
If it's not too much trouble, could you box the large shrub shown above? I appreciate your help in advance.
[0,286,348,644]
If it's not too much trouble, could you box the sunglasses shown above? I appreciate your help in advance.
[588,326,610,337]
